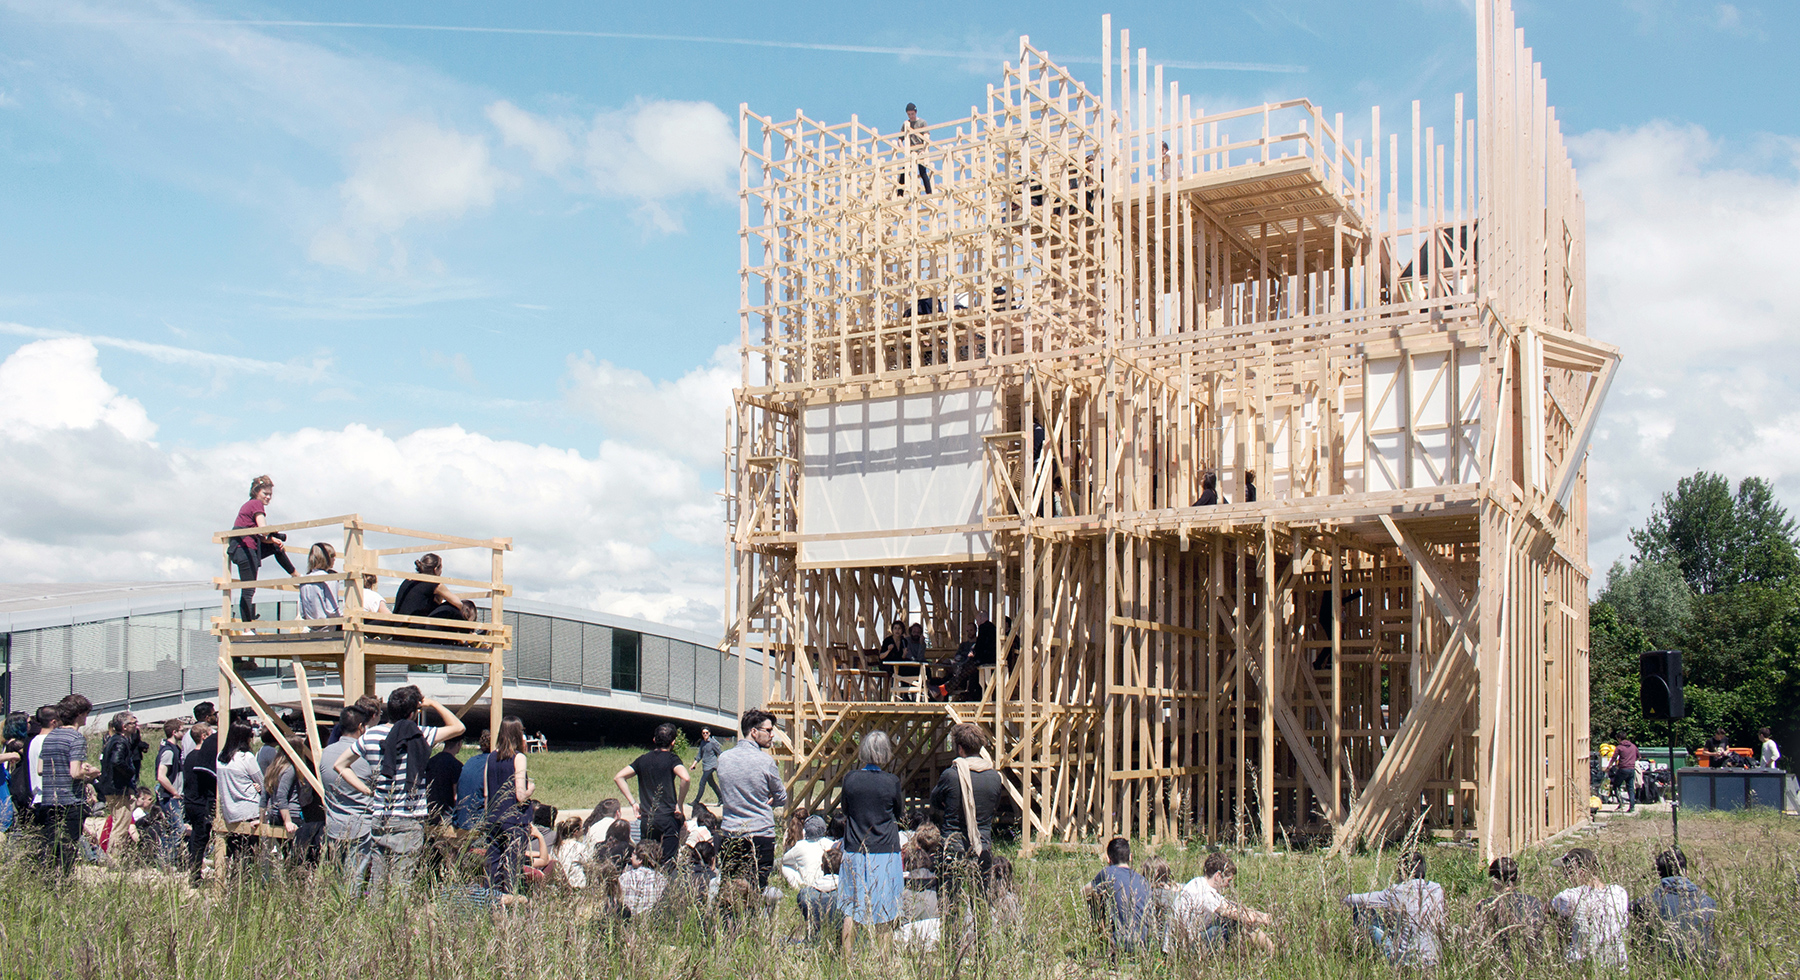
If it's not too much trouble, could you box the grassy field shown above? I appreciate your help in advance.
[14,742,1799,980]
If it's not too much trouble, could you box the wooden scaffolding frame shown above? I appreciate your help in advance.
[726,0,1615,858]
[207,515,512,844]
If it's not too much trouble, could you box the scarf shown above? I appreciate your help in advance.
[380,718,429,794]
[953,754,993,853]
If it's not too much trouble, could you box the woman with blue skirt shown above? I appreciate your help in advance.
[839,730,906,953]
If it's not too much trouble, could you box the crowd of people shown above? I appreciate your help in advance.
[1082,839,1718,967]
[0,689,1731,966]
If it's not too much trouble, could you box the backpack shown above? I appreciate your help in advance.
[8,754,32,814]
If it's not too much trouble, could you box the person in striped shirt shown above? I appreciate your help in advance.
[32,694,99,877]
[332,685,465,897]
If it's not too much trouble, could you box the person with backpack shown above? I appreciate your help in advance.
[97,711,147,857]
[152,719,185,864]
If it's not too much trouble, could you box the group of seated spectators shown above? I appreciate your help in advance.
[874,612,997,702]
[1083,841,1718,967]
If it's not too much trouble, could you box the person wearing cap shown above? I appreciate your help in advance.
[1549,847,1629,968]
[899,103,932,195]
[779,814,836,890]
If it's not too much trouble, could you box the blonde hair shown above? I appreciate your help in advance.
[307,542,337,573]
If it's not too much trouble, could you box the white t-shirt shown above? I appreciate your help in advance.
[1551,883,1629,968]
[26,732,48,805]
[360,587,388,615]
[584,816,616,845]
[556,838,594,888]
[1762,738,1781,768]
[1173,875,1228,933]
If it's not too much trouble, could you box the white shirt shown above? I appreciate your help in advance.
[1173,875,1229,942]
[556,838,594,888]
[26,732,48,805]
[584,816,615,845]
[780,837,835,890]
[1551,882,1629,968]
[360,587,388,615]
[217,750,266,824]
[1762,738,1781,768]
[1345,879,1446,966]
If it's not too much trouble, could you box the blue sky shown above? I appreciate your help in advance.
[2,0,1797,628]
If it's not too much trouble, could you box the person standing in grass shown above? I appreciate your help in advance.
[1549,847,1629,969]
[1344,850,1445,967]
[614,722,690,865]
[97,710,145,857]
[838,730,906,954]
[1082,836,1152,953]
[1173,852,1276,954]
[179,721,217,885]
[151,718,185,864]
[453,730,492,831]
[332,685,466,897]
[716,709,786,888]
[482,718,535,892]
[930,722,1001,903]
[321,705,373,887]
[689,727,723,807]
[34,694,98,877]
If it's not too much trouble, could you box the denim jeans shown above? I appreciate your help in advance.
[367,818,425,898]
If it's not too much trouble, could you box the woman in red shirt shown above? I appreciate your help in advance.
[229,474,297,623]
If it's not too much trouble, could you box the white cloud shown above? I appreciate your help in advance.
[563,343,738,467]
[0,338,155,440]
[310,120,512,272]
[0,338,727,632]
[1573,122,1800,576]
[486,98,737,232]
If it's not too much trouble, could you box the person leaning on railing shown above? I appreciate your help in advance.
[227,474,297,624]
[298,542,343,631]
[392,553,477,640]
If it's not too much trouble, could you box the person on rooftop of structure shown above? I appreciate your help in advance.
[394,553,476,624]
[1194,471,1220,506]
[298,542,343,629]
[898,102,932,196]
[228,474,297,624]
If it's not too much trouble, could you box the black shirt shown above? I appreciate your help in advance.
[840,767,904,854]
[394,579,438,617]
[930,764,1004,849]
[630,749,681,818]
[182,732,219,806]
[424,749,464,818]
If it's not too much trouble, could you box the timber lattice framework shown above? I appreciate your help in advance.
[725,0,1615,858]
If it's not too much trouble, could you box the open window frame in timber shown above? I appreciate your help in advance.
[207,515,512,843]
[726,0,1616,859]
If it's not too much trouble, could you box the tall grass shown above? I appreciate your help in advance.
[21,747,1800,980]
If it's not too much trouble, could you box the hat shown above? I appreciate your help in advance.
[905,102,917,112]
[804,815,828,840]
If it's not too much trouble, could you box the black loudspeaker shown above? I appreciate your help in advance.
[1640,650,1685,720]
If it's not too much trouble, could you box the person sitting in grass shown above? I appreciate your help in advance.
[1082,836,1152,953]
[797,844,844,943]
[1140,856,1179,952]
[1549,847,1629,969]
[554,814,594,889]
[1174,852,1276,954]
[779,814,836,891]
[1631,848,1716,965]
[618,840,668,919]
[1344,850,1445,968]
[583,797,621,844]
[1478,855,1547,958]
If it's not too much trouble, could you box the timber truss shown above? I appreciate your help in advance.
[207,515,511,846]
[726,0,1614,858]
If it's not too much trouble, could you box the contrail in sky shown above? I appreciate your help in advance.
[121,19,1308,74]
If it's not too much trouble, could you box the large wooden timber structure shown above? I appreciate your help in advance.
[208,515,511,843]
[727,0,1615,858]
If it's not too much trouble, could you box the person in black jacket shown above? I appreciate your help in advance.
[98,711,146,858]
[929,722,1003,904]
[181,722,218,885]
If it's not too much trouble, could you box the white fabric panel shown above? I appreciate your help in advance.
[1365,356,1405,492]
[801,386,994,565]
[1342,393,1365,493]
[1269,408,1291,498]
[1408,352,1451,486]
[1529,332,1548,491]
[1455,349,1482,484]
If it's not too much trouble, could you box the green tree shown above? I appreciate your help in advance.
[1630,472,1799,594]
